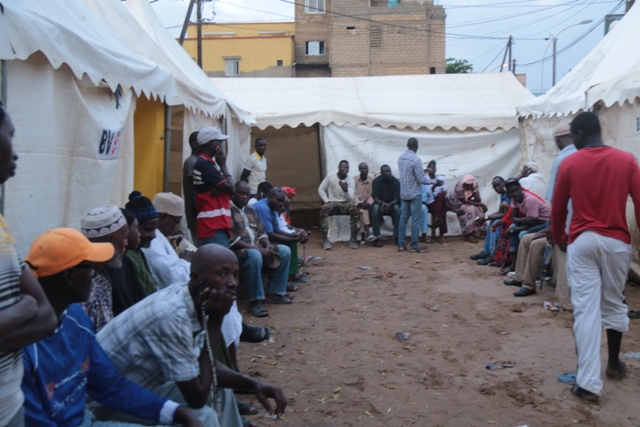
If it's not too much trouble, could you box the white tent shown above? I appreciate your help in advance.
[213,73,534,238]
[0,0,252,253]
[517,4,640,278]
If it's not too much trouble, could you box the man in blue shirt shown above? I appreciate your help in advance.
[22,228,201,427]
[471,177,511,265]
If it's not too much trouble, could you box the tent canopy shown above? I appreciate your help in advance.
[212,73,533,132]
[518,4,640,119]
[0,0,172,99]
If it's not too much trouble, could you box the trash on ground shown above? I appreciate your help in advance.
[544,301,563,312]
[623,352,640,359]
[360,266,372,270]
[556,372,576,385]
[263,413,278,419]
[486,363,514,370]
[395,332,409,341]
[428,304,441,311]
[628,310,640,319]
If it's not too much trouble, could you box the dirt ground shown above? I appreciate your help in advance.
[234,227,640,427]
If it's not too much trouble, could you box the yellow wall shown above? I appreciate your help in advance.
[182,22,295,74]
[133,95,165,198]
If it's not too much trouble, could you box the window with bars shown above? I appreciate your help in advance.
[370,26,382,48]
[225,59,239,76]
[305,41,325,55]
[304,0,325,14]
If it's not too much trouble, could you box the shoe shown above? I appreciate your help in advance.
[366,228,377,242]
[503,279,523,287]
[470,251,489,260]
[507,271,516,278]
[360,239,367,246]
[240,323,270,342]
[513,287,536,297]
[409,246,429,253]
[349,239,358,249]
[323,240,332,250]
[477,256,492,265]
[373,239,383,248]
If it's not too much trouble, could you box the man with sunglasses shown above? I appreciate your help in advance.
[21,228,202,427]
[192,127,235,247]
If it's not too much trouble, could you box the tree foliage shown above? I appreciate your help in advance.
[445,58,473,74]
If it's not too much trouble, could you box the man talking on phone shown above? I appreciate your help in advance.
[192,127,235,247]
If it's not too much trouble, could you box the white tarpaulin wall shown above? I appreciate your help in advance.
[6,53,135,254]
[321,124,521,241]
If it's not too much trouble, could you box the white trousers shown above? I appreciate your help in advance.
[567,231,631,395]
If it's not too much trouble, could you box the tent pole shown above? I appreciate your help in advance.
[163,103,171,192]
[197,0,203,69]
[0,60,7,215]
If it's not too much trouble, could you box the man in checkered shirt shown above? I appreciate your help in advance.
[397,138,441,253]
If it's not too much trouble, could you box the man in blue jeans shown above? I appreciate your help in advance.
[397,138,440,252]
[471,176,511,265]
[230,182,292,318]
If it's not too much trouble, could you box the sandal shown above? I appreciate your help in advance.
[465,235,479,243]
[571,384,599,403]
[248,304,269,317]
[237,400,259,415]
[286,284,299,292]
[409,246,429,253]
[606,359,627,380]
[240,324,270,343]
[264,294,293,305]
[241,417,258,427]
[397,246,407,252]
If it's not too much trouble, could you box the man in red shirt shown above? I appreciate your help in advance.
[553,111,640,404]
[192,127,235,247]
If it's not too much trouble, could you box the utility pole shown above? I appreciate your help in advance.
[552,36,557,86]
[196,0,203,69]
[178,0,196,46]
[512,59,516,74]
[500,36,512,73]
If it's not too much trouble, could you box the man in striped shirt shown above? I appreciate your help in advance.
[0,105,56,426]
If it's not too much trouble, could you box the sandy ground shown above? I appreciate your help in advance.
[234,231,640,427]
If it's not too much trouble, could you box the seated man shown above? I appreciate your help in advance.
[230,181,293,317]
[96,245,287,427]
[354,162,376,244]
[112,209,147,315]
[370,165,401,248]
[22,228,201,427]
[80,206,129,332]
[503,179,551,273]
[503,227,550,297]
[248,181,273,206]
[471,176,511,265]
[518,161,547,198]
[318,160,358,250]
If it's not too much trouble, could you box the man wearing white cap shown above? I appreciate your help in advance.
[546,123,576,310]
[193,127,235,247]
[80,206,129,332]
[518,161,547,199]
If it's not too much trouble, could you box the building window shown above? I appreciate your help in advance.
[277,60,283,67]
[370,26,382,48]
[304,0,325,14]
[430,67,436,74]
[347,26,356,35]
[225,59,239,76]
[305,41,325,56]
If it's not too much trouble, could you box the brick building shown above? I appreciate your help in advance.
[294,0,446,77]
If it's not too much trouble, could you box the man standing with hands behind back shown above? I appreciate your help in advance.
[193,127,235,247]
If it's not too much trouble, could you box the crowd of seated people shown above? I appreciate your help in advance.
[1,104,615,427]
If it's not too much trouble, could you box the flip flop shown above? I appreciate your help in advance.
[264,295,293,305]
[240,324,270,343]
[397,246,407,252]
[409,247,429,253]
[606,359,627,380]
[237,400,259,415]
[571,384,599,403]
[248,305,269,318]
[287,284,299,292]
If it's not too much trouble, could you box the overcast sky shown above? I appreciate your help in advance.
[151,0,627,93]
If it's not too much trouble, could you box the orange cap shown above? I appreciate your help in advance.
[25,228,115,278]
